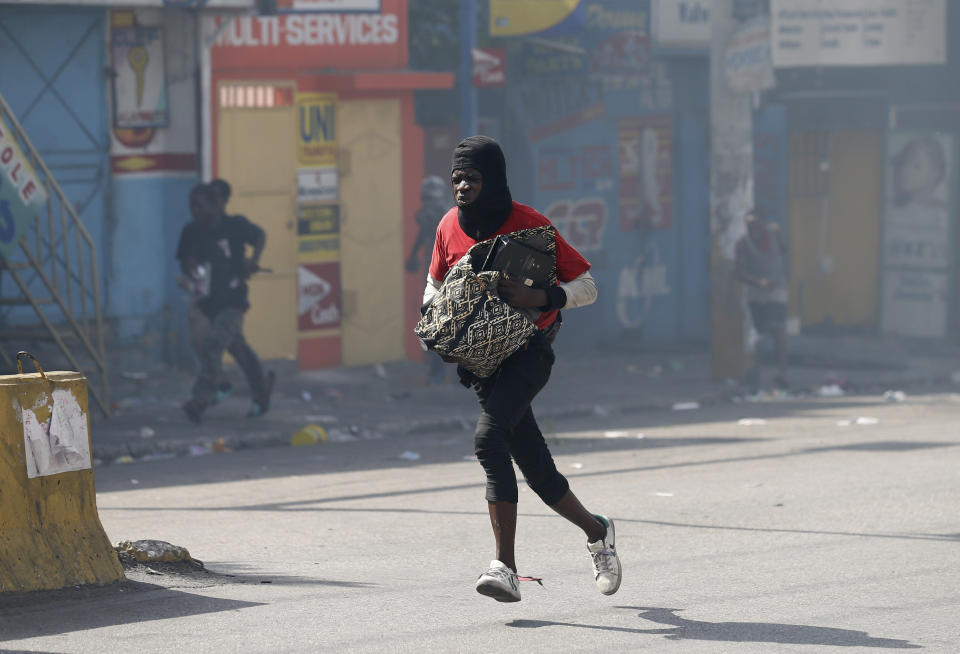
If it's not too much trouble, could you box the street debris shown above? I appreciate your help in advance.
[569,462,584,469]
[672,401,700,411]
[212,438,231,453]
[189,444,212,456]
[291,424,328,446]
[837,416,880,427]
[375,363,388,379]
[304,414,338,423]
[654,492,675,497]
[737,418,768,426]
[604,431,629,438]
[741,389,791,403]
[817,384,845,397]
[139,426,156,439]
[130,479,140,485]
[116,540,197,564]
[398,450,421,461]
[325,428,358,442]
[326,388,344,401]
[882,390,906,403]
[301,390,313,402]
[140,452,176,462]
[114,455,135,464]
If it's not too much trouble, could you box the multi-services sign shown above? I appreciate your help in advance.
[210,0,407,70]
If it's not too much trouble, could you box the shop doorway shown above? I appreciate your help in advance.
[338,98,405,366]
[217,82,298,360]
[788,130,883,330]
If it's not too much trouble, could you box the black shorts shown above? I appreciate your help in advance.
[749,301,786,335]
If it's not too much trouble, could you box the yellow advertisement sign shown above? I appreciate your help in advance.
[298,235,340,263]
[296,93,337,167]
[490,0,580,37]
[297,204,340,263]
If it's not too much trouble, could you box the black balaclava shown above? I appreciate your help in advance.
[451,135,513,240]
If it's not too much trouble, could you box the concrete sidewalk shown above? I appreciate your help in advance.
[88,338,960,465]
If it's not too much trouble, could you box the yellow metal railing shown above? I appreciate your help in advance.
[0,92,109,416]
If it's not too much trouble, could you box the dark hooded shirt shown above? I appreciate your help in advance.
[451,135,514,241]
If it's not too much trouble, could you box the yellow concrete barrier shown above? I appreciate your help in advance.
[0,353,123,593]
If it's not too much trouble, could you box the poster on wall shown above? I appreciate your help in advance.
[534,129,616,254]
[297,167,338,203]
[297,93,337,167]
[297,204,340,262]
[618,116,672,231]
[111,19,169,128]
[298,262,341,330]
[881,131,955,338]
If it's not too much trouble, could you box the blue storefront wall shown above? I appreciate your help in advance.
[0,7,197,362]
[110,176,196,338]
[522,72,709,349]
[493,0,711,351]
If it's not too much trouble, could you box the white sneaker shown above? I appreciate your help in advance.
[475,560,521,602]
[587,515,622,595]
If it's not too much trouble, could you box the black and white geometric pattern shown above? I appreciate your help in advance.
[415,226,557,378]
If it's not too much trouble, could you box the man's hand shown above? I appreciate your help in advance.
[497,277,548,309]
[243,258,261,278]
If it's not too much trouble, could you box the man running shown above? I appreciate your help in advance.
[422,136,621,602]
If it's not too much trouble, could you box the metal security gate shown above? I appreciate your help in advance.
[0,6,109,315]
[0,8,110,413]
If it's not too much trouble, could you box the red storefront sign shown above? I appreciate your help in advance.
[472,48,506,87]
[211,0,407,70]
[298,262,341,330]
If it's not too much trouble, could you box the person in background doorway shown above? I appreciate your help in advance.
[736,211,789,390]
[423,136,619,603]
[407,175,454,384]
[176,183,274,423]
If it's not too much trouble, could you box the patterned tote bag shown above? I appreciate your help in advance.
[415,225,558,378]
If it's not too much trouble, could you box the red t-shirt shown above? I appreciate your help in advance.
[429,202,591,329]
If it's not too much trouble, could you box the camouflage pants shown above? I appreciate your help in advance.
[191,307,266,409]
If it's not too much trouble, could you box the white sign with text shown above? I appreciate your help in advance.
[772,0,946,67]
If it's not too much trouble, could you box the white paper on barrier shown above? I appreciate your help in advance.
[22,388,91,479]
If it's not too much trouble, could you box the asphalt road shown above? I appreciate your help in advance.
[2,394,959,653]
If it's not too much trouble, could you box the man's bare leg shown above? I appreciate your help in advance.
[550,490,606,542]
[488,501,517,572]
